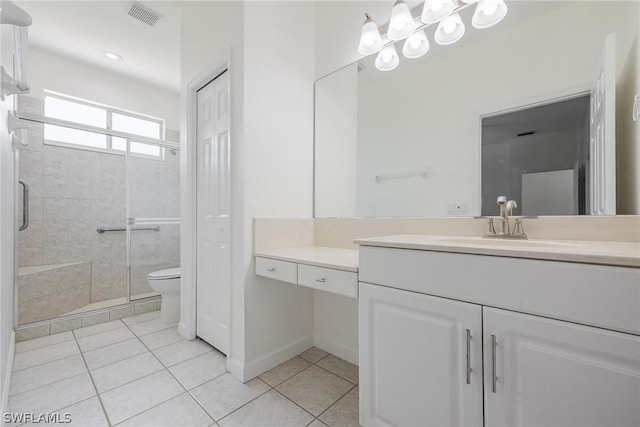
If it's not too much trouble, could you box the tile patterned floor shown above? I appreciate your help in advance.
[7,311,359,427]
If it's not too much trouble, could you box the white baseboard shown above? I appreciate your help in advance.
[314,334,358,366]
[241,335,314,382]
[228,356,245,382]
[177,321,195,340]
[1,330,16,427]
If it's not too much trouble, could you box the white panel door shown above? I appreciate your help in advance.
[196,71,230,354]
[359,283,483,427]
[484,307,640,427]
[589,33,616,215]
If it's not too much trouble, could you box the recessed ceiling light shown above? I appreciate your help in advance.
[104,51,122,61]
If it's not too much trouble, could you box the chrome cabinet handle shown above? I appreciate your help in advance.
[465,329,472,385]
[315,278,326,283]
[18,179,29,231]
[491,334,498,393]
[267,267,276,272]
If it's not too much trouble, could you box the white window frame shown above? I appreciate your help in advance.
[43,90,166,160]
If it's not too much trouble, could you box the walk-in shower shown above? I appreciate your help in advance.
[15,94,180,329]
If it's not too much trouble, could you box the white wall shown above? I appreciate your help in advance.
[313,291,358,364]
[180,0,247,377]
[243,0,315,371]
[315,62,358,217]
[180,1,315,381]
[28,48,180,129]
[314,0,391,80]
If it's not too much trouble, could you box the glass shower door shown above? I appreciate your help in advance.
[126,140,180,301]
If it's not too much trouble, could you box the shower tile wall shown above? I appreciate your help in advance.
[17,95,180,323]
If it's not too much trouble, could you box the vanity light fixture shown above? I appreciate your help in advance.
[375,44,400,71]
[434,12,465,45]
[388,0,416,41]
[104,51,123,61]
[359,0,508,71]
[421,0,455,24]
[403,30,430,59]
[358,13,383,55]
[472,0,508,29]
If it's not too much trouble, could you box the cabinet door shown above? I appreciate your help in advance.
[484,307,640,427]
[359,283,483,427]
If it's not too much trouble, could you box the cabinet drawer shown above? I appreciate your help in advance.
[255,257,297,284]
[298,264,357,298]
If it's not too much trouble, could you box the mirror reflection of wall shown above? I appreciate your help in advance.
[314,1,640,218]
[481,95,591,217]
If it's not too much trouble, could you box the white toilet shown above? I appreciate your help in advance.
[147,267,181,324]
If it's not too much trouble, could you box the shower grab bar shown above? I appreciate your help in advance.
[97,226,160,234]
[18,179,28,231]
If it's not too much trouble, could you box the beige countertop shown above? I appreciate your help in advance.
[255,246,359,272]
[354,234,640,268]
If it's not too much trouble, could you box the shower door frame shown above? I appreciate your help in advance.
[125,137,181,303]
[14,111,181,328]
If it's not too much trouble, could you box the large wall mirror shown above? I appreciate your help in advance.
[314,1,639,218]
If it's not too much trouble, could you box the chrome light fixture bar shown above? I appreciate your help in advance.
[359,0,508,72]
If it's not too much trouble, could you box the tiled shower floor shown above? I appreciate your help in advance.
[7,311,359,426]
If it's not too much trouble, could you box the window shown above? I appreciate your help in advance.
[43,92,165,159]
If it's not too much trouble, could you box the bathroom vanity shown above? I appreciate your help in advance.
[255,246,358,298]
[356,235,640,427]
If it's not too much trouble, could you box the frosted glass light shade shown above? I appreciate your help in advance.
[421,0,455,24]
[403,30,430,59]
[472,0,507,29]
[434,13,465,45]
[358,14,383,55]
[375,45,400,71]
[388,0,416,41]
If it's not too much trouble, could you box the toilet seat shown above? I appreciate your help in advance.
[147,268,180,280]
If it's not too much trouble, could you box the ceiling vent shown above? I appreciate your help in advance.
[126,1,162,27]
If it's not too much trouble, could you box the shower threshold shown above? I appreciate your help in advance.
[65,292,159,316]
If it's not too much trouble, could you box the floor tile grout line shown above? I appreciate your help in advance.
[8,368,87,399]
[72,329,114,427]
[314,383,358,422]
[313,363,359,386]
[126,316,176,337]
[76,330,138,353]
[111,390,194,426]
[120,320,219,424]
[81,339,150,371]
[211,377,275,424]
[184,370,228,392]
[72,320,127,339]
[254,350,354,425]
[267,348,358,425]
[120,312,162,327]
[156,346,215,369]
[14,334,76,355]
[129,324,177,338]
[11,347,81,374]
[93,362,166,395]
[270,386,324,422]
[7,370,89,400]
[185,375,235,422]
[259,357,317,388]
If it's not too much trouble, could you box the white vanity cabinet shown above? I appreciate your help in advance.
[359,283,483,427]
[484,308,640,427]
[254,247,359,298]
[358,244,640,427]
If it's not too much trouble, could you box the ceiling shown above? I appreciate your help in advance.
[15,1,180,93]
[483,95,591,145]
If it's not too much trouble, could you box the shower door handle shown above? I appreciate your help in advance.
[18,179,29,231]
